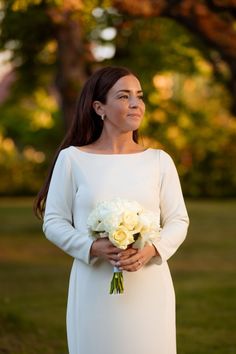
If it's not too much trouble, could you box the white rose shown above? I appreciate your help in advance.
[109,226,134,249]
[122,211,139,231]
[87,210,102,231]
[102,213,122,232]
[138,212,152,233]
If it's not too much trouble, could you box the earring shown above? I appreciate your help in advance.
[101,114,105,121]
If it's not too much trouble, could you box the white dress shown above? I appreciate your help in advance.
[43,146,189,354]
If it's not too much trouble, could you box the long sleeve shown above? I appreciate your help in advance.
[153,150,189,264]
[43,150,94,264]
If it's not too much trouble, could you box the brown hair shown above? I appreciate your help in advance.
[34,66,140,218]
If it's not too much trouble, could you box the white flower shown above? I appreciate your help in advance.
[87,198,160,250]
[87,198,161,295]
[87,209,101,231]
[109,226,134,249]
[121,211,139,231]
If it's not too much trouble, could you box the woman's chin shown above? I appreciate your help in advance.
[126,120,142,132]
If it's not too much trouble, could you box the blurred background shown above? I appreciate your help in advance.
[0,1,235,353]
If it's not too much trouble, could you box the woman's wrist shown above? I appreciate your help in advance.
[151,244,160,257]
[90,240,98,257]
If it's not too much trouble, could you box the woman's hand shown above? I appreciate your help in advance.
[115,244,158,272]
[90,238,138,266]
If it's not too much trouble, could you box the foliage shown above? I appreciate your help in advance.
[0,87,64,195]
[0,3,236,196]
[0,0,55,92]
[106,17,236,197]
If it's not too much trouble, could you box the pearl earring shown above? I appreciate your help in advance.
[101,114,105,121]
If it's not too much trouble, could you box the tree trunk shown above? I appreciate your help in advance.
[48,8,92,130]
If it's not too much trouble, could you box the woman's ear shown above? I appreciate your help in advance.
[93,101,105,116]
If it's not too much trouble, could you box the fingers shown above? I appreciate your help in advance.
[119,255,143,268]
[118,248,138,260]
[108,253,120,262]
[105,247,138,267]
[91,238,121,259]
[115,251,143,271]
[110,254,143,271]
[107,246,120,254]
[93,240,155,270]
[110,259,117,267]
[107,245,138,262]
[109,252,145,270]
[119,258,143,272]
[115,245,156,272]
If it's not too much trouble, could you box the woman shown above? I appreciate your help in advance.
[35,66,189,354]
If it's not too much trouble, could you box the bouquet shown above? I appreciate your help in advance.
[87,198,160,294]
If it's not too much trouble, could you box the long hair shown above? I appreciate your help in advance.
[34,66,140,218]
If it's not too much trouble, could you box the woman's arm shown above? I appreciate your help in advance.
[152,150,189,264]
[43,150,94,264]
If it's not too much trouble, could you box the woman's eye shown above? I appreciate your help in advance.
[119,95,129,99]
[118,94,144,101]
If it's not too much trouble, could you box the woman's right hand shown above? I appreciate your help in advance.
[90,238,137,266]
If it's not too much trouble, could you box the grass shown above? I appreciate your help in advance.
[0,198,70,354]
[0,198,236,353]
[171,201,236,354]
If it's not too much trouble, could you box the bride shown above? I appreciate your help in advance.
[35,66,189,354]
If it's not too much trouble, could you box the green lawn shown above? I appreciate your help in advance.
[0,198,235,354]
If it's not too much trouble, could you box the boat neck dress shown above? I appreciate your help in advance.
[43,146,189,354]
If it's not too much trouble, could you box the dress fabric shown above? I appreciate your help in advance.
[43,146,189,354]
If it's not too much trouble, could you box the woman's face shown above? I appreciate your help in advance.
[96,74,145,133]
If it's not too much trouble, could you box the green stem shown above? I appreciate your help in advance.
[109,271,124,294]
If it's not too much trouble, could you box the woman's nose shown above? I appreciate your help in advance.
[129,97,139,108]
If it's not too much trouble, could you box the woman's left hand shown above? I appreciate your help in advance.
[115,244,158,272]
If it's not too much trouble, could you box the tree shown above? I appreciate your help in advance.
[0,0,236,197]
[113,0,236,113]
[1,0,236,129]
[0,0,100,129]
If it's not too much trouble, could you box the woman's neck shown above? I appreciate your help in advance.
[83,132,144,154]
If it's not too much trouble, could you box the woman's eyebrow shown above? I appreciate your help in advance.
[116,89,143,93]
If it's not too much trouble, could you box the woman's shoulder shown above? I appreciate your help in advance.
[59,145,79,156]
[55,146,79,166]
[149,148,172,159]
[148,148,176,171]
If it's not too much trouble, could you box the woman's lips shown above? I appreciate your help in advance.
[128,113,141,118]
